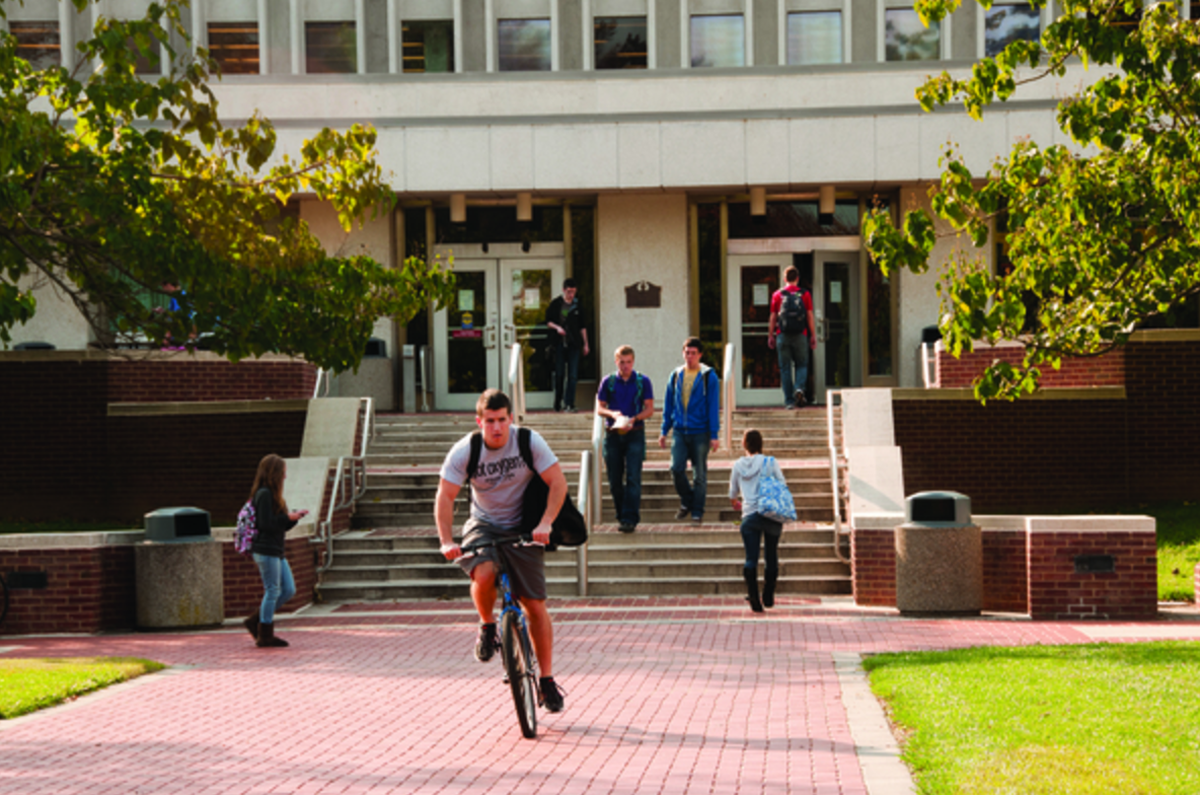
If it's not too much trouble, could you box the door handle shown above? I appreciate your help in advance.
[484,325,497,350]
[502,323,515,349]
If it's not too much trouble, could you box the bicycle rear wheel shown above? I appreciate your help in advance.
[501,610,538,739]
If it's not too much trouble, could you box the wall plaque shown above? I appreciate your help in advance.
[625,280,662,309]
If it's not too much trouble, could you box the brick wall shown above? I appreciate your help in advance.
[937,345,1127,389]
[107,358,317,403]
[893,398,1127,514]
[0,537,317,636]
[898,336,1200,513]
[851,522,1154,618]
[0,356,309,524]
[1027,529,1157,620]
[0,545,136,635]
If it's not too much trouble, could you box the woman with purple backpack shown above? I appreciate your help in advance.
[243,454,307,647]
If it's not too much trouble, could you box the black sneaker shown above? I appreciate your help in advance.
[618,523,636,533]
[539,677,565,713]
[475,622,498,663]
[794,389,807,408]
[674,507,689,520]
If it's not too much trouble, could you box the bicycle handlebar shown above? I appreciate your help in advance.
[458,533,541,559]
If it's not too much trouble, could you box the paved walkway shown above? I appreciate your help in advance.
[3,597,1200,795]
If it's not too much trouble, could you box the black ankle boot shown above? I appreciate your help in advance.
[743,568,764,613]
[256,622,289,648]
[763,569,778,608]
[243,612,260,640]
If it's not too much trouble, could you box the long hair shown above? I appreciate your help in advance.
[249,454,288,512]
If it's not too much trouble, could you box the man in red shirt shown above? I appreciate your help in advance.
[768,266,817,408]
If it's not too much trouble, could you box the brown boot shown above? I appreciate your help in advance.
[242,612,260,640]
[256,622,289,648]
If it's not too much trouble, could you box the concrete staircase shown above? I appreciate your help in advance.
[321,408,850,601]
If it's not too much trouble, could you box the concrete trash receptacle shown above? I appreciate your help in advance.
[895,492,982,616]
[136,508,224,629]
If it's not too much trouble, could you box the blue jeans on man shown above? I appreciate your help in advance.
[603,428,645,528]
[671,432,710,520]
[554,345,580,411]
[253,553,296,624]
[777,331,810,406]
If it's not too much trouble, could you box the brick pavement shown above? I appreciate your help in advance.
[2,597,1200,795]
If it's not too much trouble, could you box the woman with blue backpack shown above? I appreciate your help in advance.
[242,454,308,647]
[729,430,795,613]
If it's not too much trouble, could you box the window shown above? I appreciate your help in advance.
[594,16,648,69]
[403,20,454,73]
[127,34,162,75]
[690,14,744,67]
[498,18,551,71]
[885,8,940,61]
[984,4,1039,56]
[787,11,842,65]
[9,20,60,70]
[208,22,260,75]
[306,21,357,73]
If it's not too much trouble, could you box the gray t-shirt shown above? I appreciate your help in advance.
[440,426,558,529]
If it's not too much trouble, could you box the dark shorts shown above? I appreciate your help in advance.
[458,519,547,601]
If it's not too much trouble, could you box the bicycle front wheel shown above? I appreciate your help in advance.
[501,610,538,739]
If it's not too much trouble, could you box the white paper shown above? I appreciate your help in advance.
[458,290,474,312]
[524,288,541,309]
[830,281,842,303]
[753,283,770,306]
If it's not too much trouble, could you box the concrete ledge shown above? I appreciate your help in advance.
[108,399,310,416]
[892,386,1126,401]
[1027,515,1155,533]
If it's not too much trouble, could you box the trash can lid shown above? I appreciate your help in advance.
[905,491,971,525]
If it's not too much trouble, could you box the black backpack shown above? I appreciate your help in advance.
[778,289,808,335]
[465,427,588,550]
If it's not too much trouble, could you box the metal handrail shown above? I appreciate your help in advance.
[722,342,737,452]
[589,410,604,525]
[826,389,850,564]
[316,396,374,574]
[313,368,331,398]
[920,342,936,388]
[418,345,430,411]
[576,450,592,597]
[507,342,526,424]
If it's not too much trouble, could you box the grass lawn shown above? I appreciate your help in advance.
[1145,501,1200,602]
[0,657,165,718]
[864,642,1200,795]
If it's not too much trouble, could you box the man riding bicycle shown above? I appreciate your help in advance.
[436,389,566,713]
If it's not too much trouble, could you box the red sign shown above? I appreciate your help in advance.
[452,329,483,339]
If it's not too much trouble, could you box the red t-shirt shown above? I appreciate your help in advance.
[770,284,813,318]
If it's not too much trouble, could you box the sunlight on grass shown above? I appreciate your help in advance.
[0,657,165,718]
[864,643,1200,795]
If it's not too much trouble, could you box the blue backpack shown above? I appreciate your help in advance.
[234,501,258,555]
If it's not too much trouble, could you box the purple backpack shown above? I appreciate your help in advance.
[234,501,257,555]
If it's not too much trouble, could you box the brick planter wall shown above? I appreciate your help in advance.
[937,344,1126,389]
[850,517,1156,619]
[106,358,317,403]
[0,535,317,636]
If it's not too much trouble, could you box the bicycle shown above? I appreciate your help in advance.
[459,534,541,739]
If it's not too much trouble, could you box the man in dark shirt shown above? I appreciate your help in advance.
[546,278,590,412]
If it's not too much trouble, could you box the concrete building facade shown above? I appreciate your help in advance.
[7,0,1145,410]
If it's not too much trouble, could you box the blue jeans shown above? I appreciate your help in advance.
[253,553,296,624]
[603,428,645,527]
[554,345,580,410]
[776,332,810,406]
[670,432,710,519]
[740,513,783,576]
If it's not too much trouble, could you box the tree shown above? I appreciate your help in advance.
[0,0,454,372]
[863,0,1200,399]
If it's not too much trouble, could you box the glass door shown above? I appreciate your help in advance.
[433,256,500,411]
[812,250,862,404]
[500,258,562,411]
[432,245,564,411]
[727,253,791,407]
